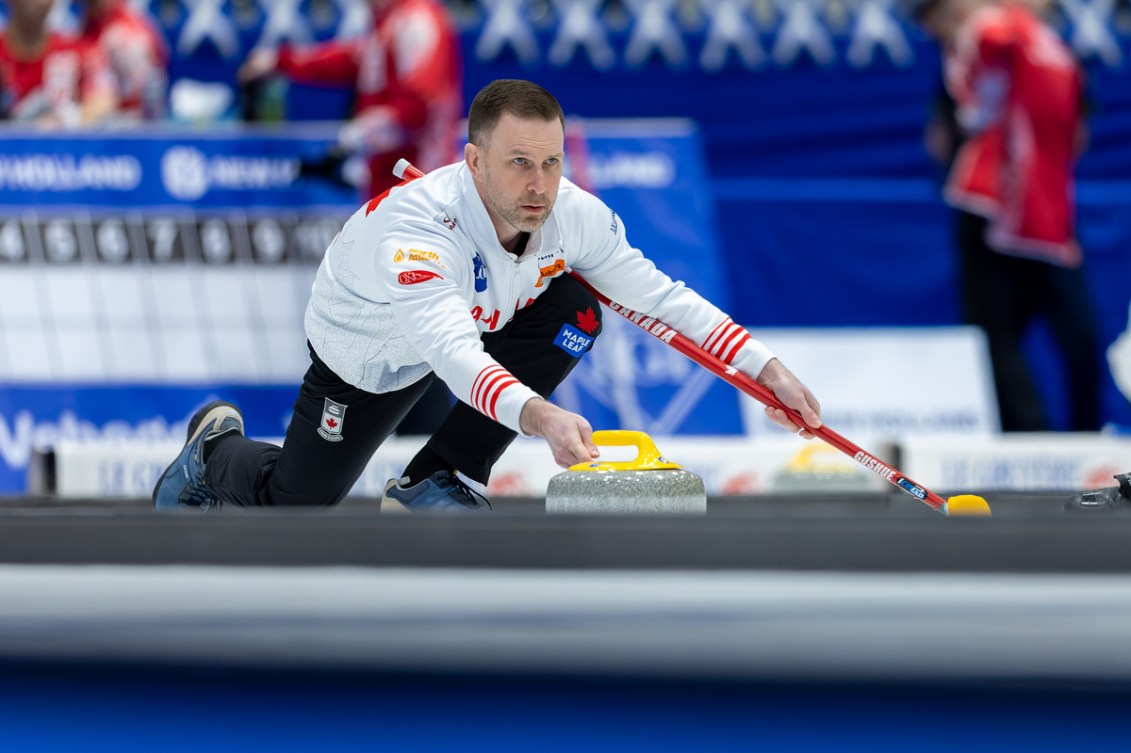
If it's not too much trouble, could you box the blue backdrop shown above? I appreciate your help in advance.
[1,0,1130,461]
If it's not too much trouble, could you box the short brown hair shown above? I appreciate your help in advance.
[467,79,565,147]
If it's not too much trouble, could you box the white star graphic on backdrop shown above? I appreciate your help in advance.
[548,0,615,69]
[699,0,765,71]
[623,0,687,68]
[253,0,313,48]
[1060,0,1121,66]
[475,0,539,64]
[771,0,834,66]
[846,0,912,68]
[177,0,240,58]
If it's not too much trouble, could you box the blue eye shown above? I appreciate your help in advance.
[513,157,527,166]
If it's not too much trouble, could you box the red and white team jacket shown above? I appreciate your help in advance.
[304,162,774,434]
[276,0,461,196]
[0,31,114,124]
[944,1,1083,267]
[80,0,168,120]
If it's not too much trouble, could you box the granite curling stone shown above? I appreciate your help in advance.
[546,430,707,515]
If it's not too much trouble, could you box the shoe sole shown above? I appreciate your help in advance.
[184,400,243,442]
[152,400,244,510]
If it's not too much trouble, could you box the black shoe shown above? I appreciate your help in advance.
[1064,472,1131,513]
[381,471,492,514]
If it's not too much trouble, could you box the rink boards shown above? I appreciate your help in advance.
[2,492,1131,750]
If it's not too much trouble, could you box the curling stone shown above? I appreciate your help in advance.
[545,430,706,515]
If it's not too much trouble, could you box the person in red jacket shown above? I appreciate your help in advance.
[78,0,168,121]
[917,0,1101,432]
[237,0,462,198]
[0,0,116,126]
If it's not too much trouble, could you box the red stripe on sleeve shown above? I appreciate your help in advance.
[472,366,505,410]
[477,371,511,413]
[723,333,752,364]
[713,326,743,358]
[703,318,732,352]
[477,368,508,411]
[485,377,519,421]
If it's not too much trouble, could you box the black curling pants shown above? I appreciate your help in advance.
[957,211,1101,432]
[205,274,602,506]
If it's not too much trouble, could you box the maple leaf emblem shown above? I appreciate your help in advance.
[576,307,598,334]
[325,418,338,429]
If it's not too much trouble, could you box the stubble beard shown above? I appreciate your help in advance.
[485,180,553,235]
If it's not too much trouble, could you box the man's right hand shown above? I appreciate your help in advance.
[519,398,599,469]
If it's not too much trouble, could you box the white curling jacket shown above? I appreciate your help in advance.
[304,162,774,435]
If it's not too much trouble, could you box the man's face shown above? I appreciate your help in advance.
[10,0,55,27]
[471,112,564,236]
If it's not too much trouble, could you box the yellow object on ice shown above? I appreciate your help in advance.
[567,430,683,472]
[945,494,992,517]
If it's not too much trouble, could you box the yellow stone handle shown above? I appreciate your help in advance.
[567,430,683,472]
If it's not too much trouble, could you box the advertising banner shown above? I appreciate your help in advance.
[901,435,1131,492]
[737,327,1000,441]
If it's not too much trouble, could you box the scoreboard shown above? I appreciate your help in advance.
[0,212,343,267]
[0,210,347,384]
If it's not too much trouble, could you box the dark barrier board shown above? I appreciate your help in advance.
[0,492,1125,573]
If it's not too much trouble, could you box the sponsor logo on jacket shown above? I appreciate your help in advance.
[535,258,566,287]
[554,324,594,357]
[394,248,444,266]
[398,269,442,285]
[472,252,488,292]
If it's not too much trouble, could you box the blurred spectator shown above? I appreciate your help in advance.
[237,0,462,199]
[917,0,1101,432]
[1110,305,1131,412]
[78,0,168,121]
[0,0,116,126]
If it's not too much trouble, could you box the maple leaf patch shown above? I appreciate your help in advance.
[576,307,599,334]
[317,398,347,442]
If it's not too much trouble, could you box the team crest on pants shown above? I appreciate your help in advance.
[318,398,347,442]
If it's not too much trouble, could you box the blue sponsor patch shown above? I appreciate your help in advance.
[472,252,488,292]
[554,324,593,358]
